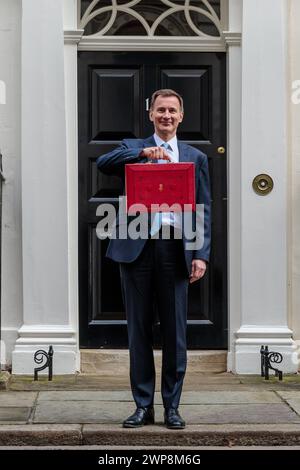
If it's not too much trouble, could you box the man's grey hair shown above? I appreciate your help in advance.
[150,89,184,112]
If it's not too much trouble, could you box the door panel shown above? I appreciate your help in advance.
[161,68,210,141]
[78,51,227,348]
[91,68,141,140]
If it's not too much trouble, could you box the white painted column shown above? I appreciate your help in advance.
[12,0,77,374]
[234,0,297,373]
[290,0,300,367]
[224,0,242,372]
[0,0,22,369]
[63,0,84,372]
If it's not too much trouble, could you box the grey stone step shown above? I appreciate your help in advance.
[82,424,300,447]
[35,390,282,404]
[81,349,227,374]
[9,372,300,392]
[31,401,300,425]
[8,372,242,391]
[1,424,300,447]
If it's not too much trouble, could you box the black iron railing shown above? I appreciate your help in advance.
[34,346,54,381]
[260,345,283,380]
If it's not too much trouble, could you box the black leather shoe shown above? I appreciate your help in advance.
[164,408,185,429]
[123,407,155,428]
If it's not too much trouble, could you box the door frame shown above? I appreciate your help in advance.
[63,0,242,371]
[78,50,227,348]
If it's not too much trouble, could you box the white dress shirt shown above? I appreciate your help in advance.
[153,133,182,230]
[153,133,179,163]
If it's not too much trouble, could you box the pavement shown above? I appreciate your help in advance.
[1,371,300,447]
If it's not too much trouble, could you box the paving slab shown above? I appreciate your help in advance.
[284,401,300,415]
[36,390,280,405]
[178,404,300,424]
[0,391,37,406]
[33,401,133,424]
[179,391,281,404]
[276,391,300,415]
[276,391,300,400]
[0,407,31,424]
[37,391,132,402]
[33,401,300,425]
[182,373,241,384]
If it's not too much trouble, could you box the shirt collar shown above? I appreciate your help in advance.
[153,133,177,152]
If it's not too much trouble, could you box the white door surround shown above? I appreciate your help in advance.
[11,0,298,374]
[12,0,78,375]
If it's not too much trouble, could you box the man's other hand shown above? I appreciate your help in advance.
[189,259,207,283]
[140,147,172,161]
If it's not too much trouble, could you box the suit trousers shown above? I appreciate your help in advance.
[119,230,189,410]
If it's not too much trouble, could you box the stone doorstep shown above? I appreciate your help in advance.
[82,350,226,357]
[1,424,300,447]
[81,350,227,374]
[81,365,227,375]
[81,350,227,363]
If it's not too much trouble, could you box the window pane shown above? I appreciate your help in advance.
[80,0,221,37]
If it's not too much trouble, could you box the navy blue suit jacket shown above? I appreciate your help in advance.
[96,136,211,275]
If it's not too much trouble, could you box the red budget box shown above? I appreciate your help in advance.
[125,162,195,214]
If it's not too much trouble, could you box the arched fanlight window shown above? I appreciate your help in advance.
[79,0,223,38]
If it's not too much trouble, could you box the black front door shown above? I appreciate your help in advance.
[78,51,227,349]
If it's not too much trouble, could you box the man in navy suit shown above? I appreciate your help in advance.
[97,89,211,429]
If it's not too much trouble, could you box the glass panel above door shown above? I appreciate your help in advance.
[80,0,222,37]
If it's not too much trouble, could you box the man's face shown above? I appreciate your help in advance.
[149,95,183,139]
